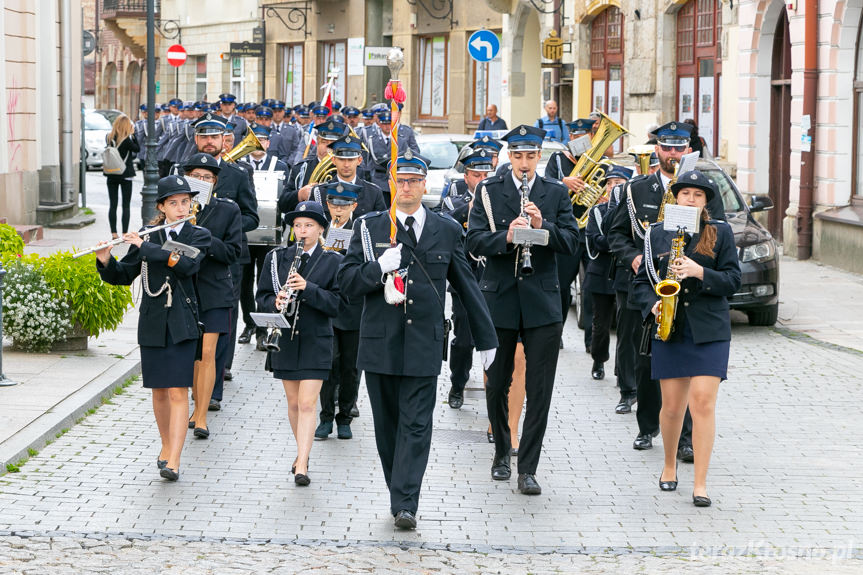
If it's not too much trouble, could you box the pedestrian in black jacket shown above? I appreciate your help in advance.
[182,153,243,439]
[104,114,140,237]
[95,176,211,481]
[632,170,741,507]
[256,201,342,487]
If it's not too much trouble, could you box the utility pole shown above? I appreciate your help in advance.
[142,0,159,222]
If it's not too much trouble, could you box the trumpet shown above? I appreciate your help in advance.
[71,215,196,259]
[263,239,306,352]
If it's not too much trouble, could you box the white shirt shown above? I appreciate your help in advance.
[511,171,537,194]
[167,221,186,237]
[299,242,318,258]
[337,175,358,186]
[395,207,426,243]
[659,171,671,190]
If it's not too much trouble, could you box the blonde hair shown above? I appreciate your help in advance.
[108,114,134,146]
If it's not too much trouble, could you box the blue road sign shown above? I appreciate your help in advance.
[467,30,500,63]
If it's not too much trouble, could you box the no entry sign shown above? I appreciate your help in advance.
[166,44,187,67]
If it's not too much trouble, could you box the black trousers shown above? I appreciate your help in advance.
[240,245,270,338]
[106,178,133,234]
[589,291,616,364]
[319,328,360,425]
[557,245,592,348]
[211,307,233,402]
[365,372,437,516]
[448,291,473,393]
[486,323,563,475]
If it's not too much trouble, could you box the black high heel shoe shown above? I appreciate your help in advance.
[659,465,678,492]
[160,467,180,481]
[156,458,167,470]
[294,473,310,486]
[692,494,712,507]
[486,430,494,443]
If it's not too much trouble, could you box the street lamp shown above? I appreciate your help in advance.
[141,0,159,223]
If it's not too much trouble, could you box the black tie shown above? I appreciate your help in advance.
[298,252,311,275]
[169,230,178,241]
[404,216,417,245]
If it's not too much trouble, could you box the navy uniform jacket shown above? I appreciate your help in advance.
[436,179,472,230]
[97,223,211,346]
[362,124,420,194]
[608,171,727,304]
[194,198,243,311]
[338,209,498,377]
[156,115,178,162]
[315,178,386,221]
[272,126,304,166]
[279,156,319,214]
[209,160,259,264]
[584,202,616,295]
[247,153,289,175]
[465,173,580,329]
[134,119,148,164]
[164,119,189,164]
[326,218,362,331]
[256,245,342,373]
[632,221,741,344]
[543,150,576,182]
[224,114,249,143]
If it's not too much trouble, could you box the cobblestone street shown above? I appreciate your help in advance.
[2,310,863,572]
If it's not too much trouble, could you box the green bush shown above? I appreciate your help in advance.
[2,259,72,352]
[25,252,133,338]
[0,223,25,257]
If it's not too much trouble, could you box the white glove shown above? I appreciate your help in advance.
[377,244,403,274]
[480,348,496,371]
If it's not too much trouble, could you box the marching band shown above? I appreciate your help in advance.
[95,52,741,527]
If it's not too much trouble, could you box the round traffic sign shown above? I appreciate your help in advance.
[467,30,500,63]
[166,44,187,67]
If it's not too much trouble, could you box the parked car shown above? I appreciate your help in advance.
[84,111,112,170]
[94,108,125,126]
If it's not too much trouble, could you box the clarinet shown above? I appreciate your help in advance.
[519,172,535,276]
[263,239,306,352]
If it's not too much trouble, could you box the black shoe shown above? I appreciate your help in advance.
[394,510,417,530]
[193,427,209,439]
[238,326,255,344]
[517,473,542,495]
[559,340,564,350]
[448,387,464,409]
[223,369,233,381]
[591,361,605,380]
[188,419,195,429]
[208,399,221,412]
[337,423,352,440]
[677,444,694,463]
[510,447,519,457]
[159,467,180,481]
[659,465,678,492]
[491,454,511,481]
[156,458,167,470]
[315,420,332,439]
[487,431,494,443]
[633,430,659,450]
[255,337,267,352]
[350,405,360,418]
[615,395,636,415]
[294,473,310,486]
[693,494,712,507]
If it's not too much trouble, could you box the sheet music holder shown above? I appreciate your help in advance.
[251,312,291,329]
[662,204,701,234]
[161,240,201,258]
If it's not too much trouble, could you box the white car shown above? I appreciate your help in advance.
[84,111,112,170]
[417,134,567,208]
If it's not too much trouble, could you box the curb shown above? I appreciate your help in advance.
[0,355,141,472]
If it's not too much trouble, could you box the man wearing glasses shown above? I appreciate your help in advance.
[338,152,498,530]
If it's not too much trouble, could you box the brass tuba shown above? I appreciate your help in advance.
[655,227,685,341]
[223,128,265,163]
[628,144,655,175]
[567,111,629,228]
[306,126,366,185]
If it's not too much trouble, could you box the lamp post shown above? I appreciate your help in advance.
[0,261,19,387]
[141,0,159,223]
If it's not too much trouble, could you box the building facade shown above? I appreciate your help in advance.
[0,0,83,226]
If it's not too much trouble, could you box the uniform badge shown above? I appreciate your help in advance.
[405,150,413,160]
[670,122,677,131]
[299,204,307,211]
[336,183,344,193]
[519,127,527,136]
[690,173,698,180]
[345,136,351,144]
[482,135,490,142]
[176,177,183,185]
[328,122,334,130]
[201,156,207,163]
[205,113,213,121]
[480,150,487,157]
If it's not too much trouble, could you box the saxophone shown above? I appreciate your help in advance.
[656,159,680,223]
[654,227,685,342]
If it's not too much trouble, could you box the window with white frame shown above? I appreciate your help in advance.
[231,57,244,101]
[418,35,449,119]
[280,43,304,107]
[321,42,346,104]
[195,56,207,100]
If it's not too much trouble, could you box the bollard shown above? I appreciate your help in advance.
[0,260,19,386]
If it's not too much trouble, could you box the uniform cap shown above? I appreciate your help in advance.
[328,134,363,158]
[670,169,716,202]
[322,181,360,205]
[314,120,348,141]
[255,106,273,118]
[284,200,328,228]
[396,150,429,176]
[156,175,197,202]
[182,152,221,175]
[461,149,495,173]
[250,122,271,139]
[567,118,596,135]
[192,112,228,135]
[502,125,545,152]
[655,121,695,147]
[218,93,237,104]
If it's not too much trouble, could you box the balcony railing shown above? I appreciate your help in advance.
[102,0,161,19]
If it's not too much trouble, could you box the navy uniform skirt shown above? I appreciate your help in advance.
[200,306,231,334]
[140,329,197,389]
[651,320,730,381]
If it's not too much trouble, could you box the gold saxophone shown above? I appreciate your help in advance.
[568,111,629,228]
[654,227,685,342]
[656,159,680,223]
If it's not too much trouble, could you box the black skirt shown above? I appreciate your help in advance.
[273,369,329,381]
[200,306,231,334]
[140,329,196,389]
[651,321,730,381]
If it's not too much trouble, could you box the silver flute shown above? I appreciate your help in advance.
[71,215,196,259]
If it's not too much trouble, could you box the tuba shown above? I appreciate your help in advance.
[223,128,265,163]
[655,227,685,342]
[567,112,629,228]
[628,144,655,175]
[307,126,366,184]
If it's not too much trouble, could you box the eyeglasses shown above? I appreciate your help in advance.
[188,174,216,182]
[659,144,686,152]
[396,178,425,188]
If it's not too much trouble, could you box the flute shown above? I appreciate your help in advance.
[71,215,196,259]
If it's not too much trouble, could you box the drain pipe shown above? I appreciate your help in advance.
[60,0,75,204]
[797,0,818,259]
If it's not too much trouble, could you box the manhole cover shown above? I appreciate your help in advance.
[434,429,489,444]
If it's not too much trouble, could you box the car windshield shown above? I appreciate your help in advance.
[85,113,112,130]
[700,167,745,213]
[419,140,473,169]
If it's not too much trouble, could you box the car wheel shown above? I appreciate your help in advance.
[746,303,778,327]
